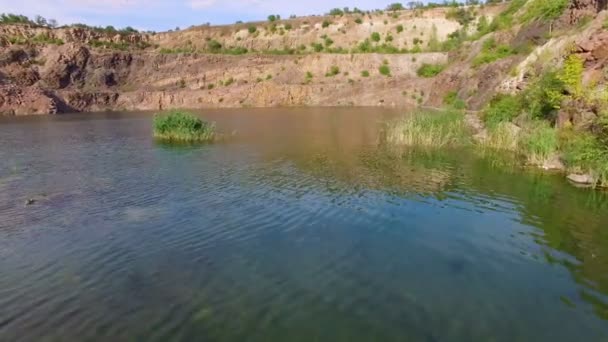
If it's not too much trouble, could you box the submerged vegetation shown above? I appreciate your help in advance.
[153,111,216,142]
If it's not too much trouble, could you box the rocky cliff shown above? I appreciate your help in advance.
[0,4,504,115]
[1,1,607,115]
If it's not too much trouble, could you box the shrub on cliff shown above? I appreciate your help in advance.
[153,111,216,142]
[416,64,445,78]
[472,38,515,67]
[484,94,521,128]
[0,13,33,25]
[521,0,569,23]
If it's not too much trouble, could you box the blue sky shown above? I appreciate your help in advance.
[0,0,434,32]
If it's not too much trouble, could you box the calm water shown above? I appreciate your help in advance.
[1,108,608,342]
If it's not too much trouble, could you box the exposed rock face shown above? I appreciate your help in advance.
[563,0,608,25]
[0,38,447,114]
[568,173,595,185]
[0,4,510,115]
[0,85,58,115]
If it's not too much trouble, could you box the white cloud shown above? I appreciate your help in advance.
[188,0,217,9]
[0,0,407,30]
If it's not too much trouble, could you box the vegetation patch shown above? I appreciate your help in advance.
[325,65,340,77]
[153,111,216,142]
[443,91,466,110]
[560,130,608,187]
[520,121,559,165]
[379,64,391,76]
[385,111,471,148]
[484,94,521,128]
[472,38,515,67]
[521,0,569,23]
[416,63,445,78]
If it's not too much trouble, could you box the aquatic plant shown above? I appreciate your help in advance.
[153,111,216,142]
[385,111,471,148]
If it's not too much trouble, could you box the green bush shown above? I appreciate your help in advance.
[329,8,344,16]
[396,24,404,33]
[311,42,324,52]
[361,70,370,77]
[325,65,340,77]
[416,64,445,78]
[484,95,521,128]
[322,20,331,28]
[207,39,222,51]
[523,71,565,120]
[558,54,584,99]
[248,26,257,33]
[354,18,363,24]
[153,111,216,142]
[370,32,381,42]
[379,64,391,76]
[560,130,608,186]
[386,3,404,11]
[0,13,33,25]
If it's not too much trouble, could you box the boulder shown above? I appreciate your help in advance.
[567,173,595,185]
[542,154,565,171]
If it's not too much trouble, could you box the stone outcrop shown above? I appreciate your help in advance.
[0,85,58,115]
[563,0,608,25]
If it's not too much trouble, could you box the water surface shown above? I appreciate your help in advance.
[1,108,608,342]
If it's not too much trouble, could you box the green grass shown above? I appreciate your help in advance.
[472,38,515,67]
[443,91,466,110]
[153,111,216,142]
[520,121,559,166]
[482,122,521,152]
[521,0,569,23]
[416,64,445,78]
[385,111,471,148]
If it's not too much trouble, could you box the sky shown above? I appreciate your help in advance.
[0,0,434,32]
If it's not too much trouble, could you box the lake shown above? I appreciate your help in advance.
[1,108,607,341]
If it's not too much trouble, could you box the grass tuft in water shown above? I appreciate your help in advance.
[385,111,471,148]
[153,110,216,142]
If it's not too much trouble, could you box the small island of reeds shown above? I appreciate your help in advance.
[153,110,217,142]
